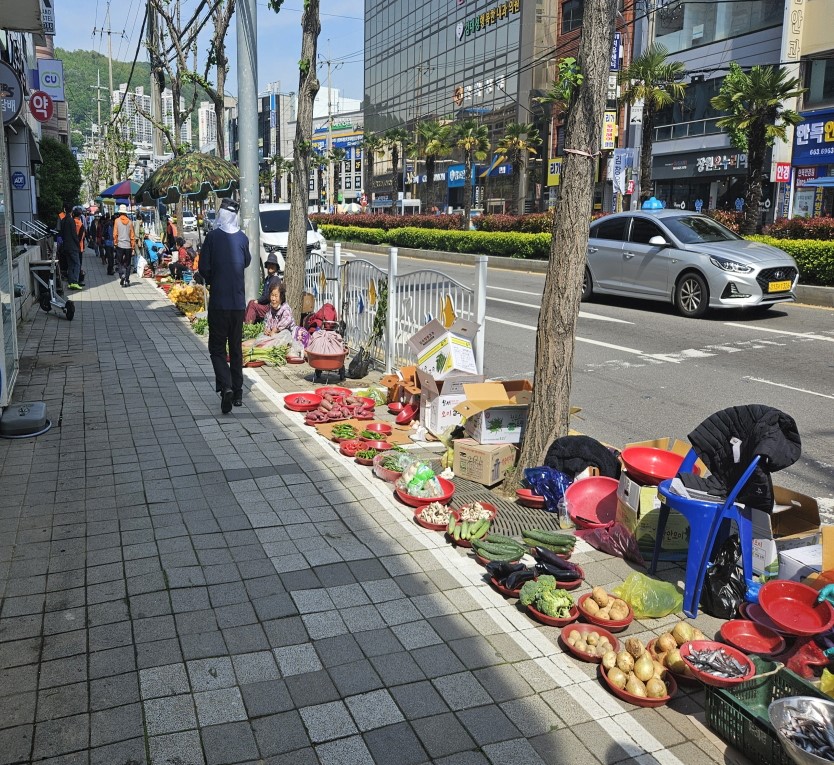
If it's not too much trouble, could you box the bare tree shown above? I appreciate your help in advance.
[503,0,618,494]
[270,0,320,319]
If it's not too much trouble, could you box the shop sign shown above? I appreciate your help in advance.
[547,157,562,187]
[793,110,834,165]
[12,172,26,189]
[610,33,621,71]
[796,167,818,187]
[630,99,644,125]
[457,0,520,40]
[695,152,748,173]
[40,0,55,35]
[447,164,475,188]
[601,111,617,150]
[29,90,53,122]
[37,58,64,102]
[612,148,636,195]
[775,162,791,183]
[0,61,24,125]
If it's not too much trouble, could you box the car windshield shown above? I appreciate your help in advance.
[260,209,313,233]
[663,216,741,244]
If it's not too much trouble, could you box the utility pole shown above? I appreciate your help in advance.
[237,0,261,302]
[319,44,343,213]
[147,5,164,160]
[90,69,109,166]
[93,1,124,183]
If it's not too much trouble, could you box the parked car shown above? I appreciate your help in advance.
[181,210,197,231]
[583,210,799,318]
[259,203,327,272]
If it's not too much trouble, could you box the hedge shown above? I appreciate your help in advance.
[765,216,834,240]
[321,225,834,286]
[747,236,834,286]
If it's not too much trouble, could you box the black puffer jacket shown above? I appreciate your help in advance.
[544,435,621,479]
[679,404,801,512]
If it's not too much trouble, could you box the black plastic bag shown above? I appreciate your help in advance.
[348,348,372,379]
[701,534,746,619]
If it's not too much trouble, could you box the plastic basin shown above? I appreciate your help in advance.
[564,476,618,528]
[759,580,834,637]
[719,619,786,657]
[620,447,695,485]
[679,640,756,688]
[283,392,322,412]
[395,476,455,508]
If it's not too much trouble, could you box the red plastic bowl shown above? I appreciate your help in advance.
[564,477,618,529]
[413,505,451,531]
[740,602,792,635]
[489,576,524,598]
[355,455,376,466]
[758,580,834,637]
[395,404,417,425]
[516,488,545,508]
[620,447,697,485]
[388,402,405,414]
[719,619,787,657]
[360,440,391,452]
[454,502,498,522]
[339,439,365,458]
[598,664,677,707]
[395,476,455,508]
[560,624,620,663]
[577,593,634,632]
[283,392,322,412]
[527,604,579,627]
[679,640,756,688]
[316,386,351,398]
[363,422,392,436]
[356,396,377,409]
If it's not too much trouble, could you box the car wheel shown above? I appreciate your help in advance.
[581,267,593,302]
[675,272,709,318]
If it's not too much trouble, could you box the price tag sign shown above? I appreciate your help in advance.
[29,90,54,122]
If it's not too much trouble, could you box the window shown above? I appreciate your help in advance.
[591,217,627,241]
[561,0,583,34]
[805,59,834,108]
[629,218,666,245]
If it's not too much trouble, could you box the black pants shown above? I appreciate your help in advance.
[116,247,132,280]
[105,245,115,274]
[208,309,244,396]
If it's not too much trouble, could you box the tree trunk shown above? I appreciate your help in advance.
[285,1,320,321]
[214,51,227,159]
[426,154,436,212]
[514,154,523,215]
[742,121,766,235]
[639,102,655,203]
[391,147,400,196]
[462,151,473,230]
[502,0,618,495]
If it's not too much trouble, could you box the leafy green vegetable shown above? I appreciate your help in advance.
[535,589,574,618]
[192,318,208,335]
[243,322,264,339]
[245,344,289,366]
[435,352,447,373]
[356,448,378,460]
[519,580,540,607]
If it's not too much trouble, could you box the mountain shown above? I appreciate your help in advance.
[56,48,200,147]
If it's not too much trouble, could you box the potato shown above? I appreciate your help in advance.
[591,587,609,608]
[586,632,599,646]
[616,650,635,673]
[583,598,600,615]
[657,632,677,654]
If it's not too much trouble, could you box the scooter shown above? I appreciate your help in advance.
[32,232,75,320]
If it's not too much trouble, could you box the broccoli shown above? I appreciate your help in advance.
[535,574,557,593]
[519,579,540,607]
[535,589,574,618]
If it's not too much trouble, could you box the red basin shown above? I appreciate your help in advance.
[620,447,698,485]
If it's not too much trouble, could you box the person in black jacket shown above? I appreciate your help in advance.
[61,209,83,290]
[198,198,251,413]
[244,253,282,324]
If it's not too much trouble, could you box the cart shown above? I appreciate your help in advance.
[306,320,347,382]
[30,240,75,321]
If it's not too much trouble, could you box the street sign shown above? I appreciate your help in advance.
[601,112,617,150]
[610,32,622,71]
[12,172,26,190]
[29,90,54,122]
[629,99,644,125]
[775,162,791,183]
[37,59,64,101]
[0,61,24,125]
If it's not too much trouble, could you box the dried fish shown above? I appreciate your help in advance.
[686,648,748,679]
[781,711,834,761]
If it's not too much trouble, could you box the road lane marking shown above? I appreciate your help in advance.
[725,322,834,342]
[486,295,634,324]
[485,316,679,362]
[744,376,834,400]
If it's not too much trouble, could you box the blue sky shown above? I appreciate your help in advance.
[53,0,365,101]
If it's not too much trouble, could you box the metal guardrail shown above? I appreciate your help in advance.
[304,244,487,372]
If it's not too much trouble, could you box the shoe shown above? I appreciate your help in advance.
[124,279,130,287]
[107,270,114,275]
[221,389,233,414]
[68,283,83,291]
[233,394,243,407]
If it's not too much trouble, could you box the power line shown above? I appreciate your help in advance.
[108,6,149,128]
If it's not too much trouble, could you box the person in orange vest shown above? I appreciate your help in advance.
[114,204,136,287]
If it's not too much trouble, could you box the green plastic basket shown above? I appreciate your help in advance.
[705,656,829,765]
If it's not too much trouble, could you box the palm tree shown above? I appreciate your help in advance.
[311,152,329,211]
[271,155,293,202]
[384,127,410,192]
[496,122,542,214]
[711,64,805,235]
[453,119,490,229]
[620,44,686,203]
[416,121,453,213]
[329,147,347,207]
[259,168,273,202]
[361,132,385,196]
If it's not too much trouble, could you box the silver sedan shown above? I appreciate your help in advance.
[582,210,799,317]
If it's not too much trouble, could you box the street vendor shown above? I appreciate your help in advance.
[169,236,194,280]
[262,283,310,347]
[144,233,164,269]
[244,252,282,324]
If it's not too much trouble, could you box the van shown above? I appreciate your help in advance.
[259,203,327,271]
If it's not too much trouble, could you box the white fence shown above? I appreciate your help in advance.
[304,244,488,373]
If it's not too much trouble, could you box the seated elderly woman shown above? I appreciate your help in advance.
[246,283,311,351]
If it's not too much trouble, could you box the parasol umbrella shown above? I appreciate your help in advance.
[100,179,141,199]
[135,152,239,205]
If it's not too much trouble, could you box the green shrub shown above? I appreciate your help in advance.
[320,225,388,245]
[747,236,834,286]
[765,216,834,240]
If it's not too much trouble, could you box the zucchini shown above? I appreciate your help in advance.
[522,528,576,547]
[523,537,573,553]
[475,548,523,562]
[484,533,521,546]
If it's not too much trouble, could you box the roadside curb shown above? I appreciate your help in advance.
[338,240,834,308]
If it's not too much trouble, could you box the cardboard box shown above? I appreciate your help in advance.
[455,380,533,444]
[779,544,822,582]
[417,369,483,436]
[453,439,517,487]
[823,525,834,573]
[408,319,479,381]
[380,366,420,405]
[615,473,690,550]
[751,486,820,577]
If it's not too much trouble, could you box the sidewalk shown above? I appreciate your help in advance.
[0,254,746,765]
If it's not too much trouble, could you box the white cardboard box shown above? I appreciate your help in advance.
[455,380,533,445]
[416,369,483,436]
[751,486,820,577]
[779,544,822,582]
[408,319,479,381]
[615,473,690,550]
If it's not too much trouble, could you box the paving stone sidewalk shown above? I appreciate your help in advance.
[0,255,751,765]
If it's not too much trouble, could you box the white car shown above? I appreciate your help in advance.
[181,211,197,232]
[259,203,327,272]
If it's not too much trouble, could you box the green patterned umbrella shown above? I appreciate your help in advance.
[135,152,239,204]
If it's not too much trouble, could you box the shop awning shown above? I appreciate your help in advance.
[801,177,834,187]
[0,0,44,32]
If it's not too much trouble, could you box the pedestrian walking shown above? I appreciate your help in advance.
[197,198,251,414]
[102,213,115,275]
[56,204,70,279]
[244,253,282,324]
[60,208,83,291]
[113,204,136,287]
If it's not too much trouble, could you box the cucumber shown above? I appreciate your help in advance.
[470,520,490,540]
[453,523,462,541]
[461,521,470,540]
[522,528,576,547]
[475,547,523,562]
[484,533,521,546]
[523,538,573,553]
[447,516,457,535]
[473,540,526,558]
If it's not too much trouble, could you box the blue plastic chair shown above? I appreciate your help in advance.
[649,449,761,618]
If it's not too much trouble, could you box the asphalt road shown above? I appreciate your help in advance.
[345,248,834,499]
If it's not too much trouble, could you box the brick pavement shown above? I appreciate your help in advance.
[0,254,751,765]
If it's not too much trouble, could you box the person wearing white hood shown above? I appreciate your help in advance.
[198,198,252,413]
